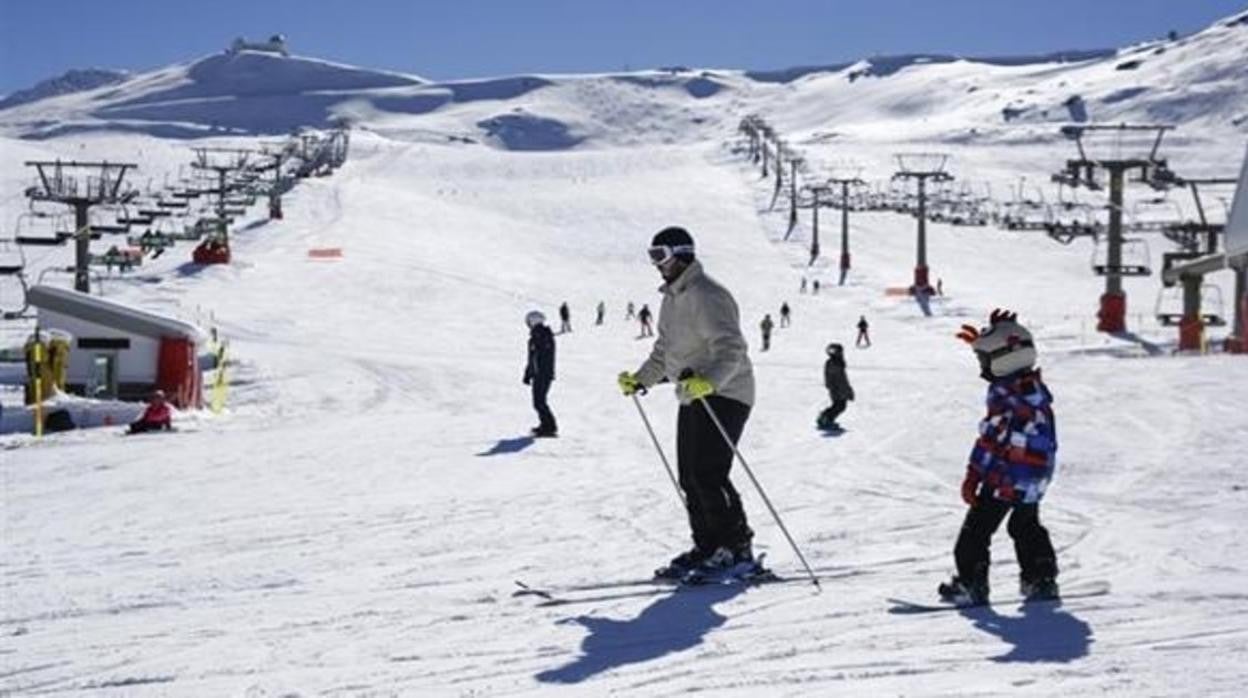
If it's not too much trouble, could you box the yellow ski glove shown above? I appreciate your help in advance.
[618,371,643,396]
[677,374,715,401]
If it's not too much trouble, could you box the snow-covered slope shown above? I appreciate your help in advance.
[2,10,1247,698]
[0,68,130,111]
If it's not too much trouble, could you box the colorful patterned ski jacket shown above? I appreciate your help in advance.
[967,369,1057,504]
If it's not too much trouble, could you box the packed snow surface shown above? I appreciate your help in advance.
[2,11,1248,697]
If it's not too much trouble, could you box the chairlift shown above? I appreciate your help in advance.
[90,245,143,272]
[37,266,106,294]
[1154,286,1184,326]
[1130,197,1185,232]
[1091,237,1151,276]
[14,212,70,246]
[1154,284,1226,326]
[0,242,30,319]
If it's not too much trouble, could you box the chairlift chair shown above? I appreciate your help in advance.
[0,240,31,319]
[1091,237,1151,276]
[14,212,70,246]
[1154,285,1184,326]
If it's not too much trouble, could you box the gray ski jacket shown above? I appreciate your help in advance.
[635,260,755,406]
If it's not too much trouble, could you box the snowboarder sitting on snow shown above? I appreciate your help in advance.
[523,310,558,437]
[128,390,173,434]
[940,309,1060,606]
[617,226,758,582]
[818,343,854,430]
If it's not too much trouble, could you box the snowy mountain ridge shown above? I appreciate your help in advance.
[2,10,1245,147]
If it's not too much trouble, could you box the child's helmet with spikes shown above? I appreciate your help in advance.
[956,308,1036,380]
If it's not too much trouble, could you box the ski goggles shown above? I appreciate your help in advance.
[647,244,694,266]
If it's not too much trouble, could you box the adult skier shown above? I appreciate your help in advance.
[760,314,775,351]
[523,310,558,437]
[939,309,1059,605]
[818,343,854,430]
[637,304,654,337]
[559,302,572,333]
[855,315,871,347]
[617,226,758,581]
[779,302,791,328]
[596,301,606,326]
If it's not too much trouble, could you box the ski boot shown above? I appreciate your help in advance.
[1020,577,1060,601]
[655,547,710,581]
[938,575,990,606]
[681,543,762,585]
[530,426,558,438]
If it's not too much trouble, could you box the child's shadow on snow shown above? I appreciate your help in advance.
[536,584,747,683]
[475,436,534,456]
[960,600,1092,663]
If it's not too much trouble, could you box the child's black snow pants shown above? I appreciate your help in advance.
[955,490,1058,587]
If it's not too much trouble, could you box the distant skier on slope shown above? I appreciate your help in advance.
[596,301,606,326]
[818,343,854,431]
[523,310,558,438]
[855,315,871,347]
[617,226,759,581]
[779,302,791,328]
[759,314,774,351]
[939,309,1060,606]
[559,302,572,333]
[637,304,654,337]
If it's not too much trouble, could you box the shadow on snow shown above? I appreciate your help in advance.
[959,600,1093,663]
[536,583,748,683]
[476,436,535,456]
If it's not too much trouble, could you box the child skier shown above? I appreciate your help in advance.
[818,343,854,430]
[939,309,1059,606]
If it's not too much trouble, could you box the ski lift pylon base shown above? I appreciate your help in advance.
[1098,291,1127,333]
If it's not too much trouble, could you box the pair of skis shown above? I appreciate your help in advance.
[515,572,1109,611]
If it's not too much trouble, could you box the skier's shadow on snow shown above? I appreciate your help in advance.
[475,436,534,456]
[536,584,747,683]
[959,600,1092,663]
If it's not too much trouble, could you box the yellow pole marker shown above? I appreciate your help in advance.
[32,341,45,438]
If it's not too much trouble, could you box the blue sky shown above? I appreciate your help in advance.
[1,0,1245,93]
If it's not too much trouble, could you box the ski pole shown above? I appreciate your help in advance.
[631,393,686,508]
[696,396,820,589]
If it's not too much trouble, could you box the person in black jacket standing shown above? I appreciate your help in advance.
[523,310,558,437]
[819,343,854,430]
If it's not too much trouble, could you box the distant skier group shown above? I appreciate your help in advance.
[517,226,1061,603]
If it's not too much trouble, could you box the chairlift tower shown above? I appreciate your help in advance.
[260,142,295,220]
[191,147,255,263]
[893,153,953,295]
[1054,123,1173,333]
[827,172,866,285]
[23,160,138,293]
[787,155,804,234]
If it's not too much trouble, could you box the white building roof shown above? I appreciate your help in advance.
[27,285,205,341]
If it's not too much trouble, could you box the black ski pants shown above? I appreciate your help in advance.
[531,377,557,433]
[955,490,1058,587]
[676,395,753,553]
[825,395,848,423]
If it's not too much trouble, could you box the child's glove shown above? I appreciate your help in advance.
[961,466,982,506]
[617,371,643,396]
[677,374,715,402]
